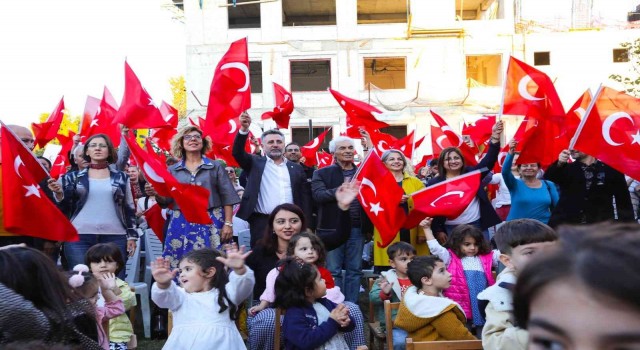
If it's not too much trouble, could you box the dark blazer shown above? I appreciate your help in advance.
[544,159,634,227]
[232,132,312,221]
[311,163,373,234]
[427,141,502,233]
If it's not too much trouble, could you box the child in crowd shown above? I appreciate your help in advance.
[150,245,254,350]
[478,219,557,349]
[85,243,137,350]
[514,222,640,350]
[369,242,416,350]
[394,256,476,341]
[68,264,125,350]
[420,219,499,336]
[274,257,355,350]
[249,232,366,349]
[250,232,344,315]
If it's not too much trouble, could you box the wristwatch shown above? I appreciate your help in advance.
[224,221,233,227]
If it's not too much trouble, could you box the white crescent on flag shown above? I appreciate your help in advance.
[14,156,24,179]
[518,76,544,101]
[430,191,464,207]
[358,177,377,208]
[602,112,633,146]
[303,138,319,149]
[228,119,238,134]
[436,135,448,149]
[220,62,250,92]
[143,163,166,183]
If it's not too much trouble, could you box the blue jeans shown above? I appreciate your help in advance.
[64,234,128,278]
[326,227,364,303]
[392,327,408,350]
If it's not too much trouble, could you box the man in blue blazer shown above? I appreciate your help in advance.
[233,112,312,246]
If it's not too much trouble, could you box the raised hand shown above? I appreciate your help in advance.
[99,272,117,291]
[508,139,518,154]
[151,257,179,289]
[378,276,393,295]
[216,243,252,275]
[492,120,504,138]
[558,149,570,163]
[336,180,360,210]
[239,112,251,132]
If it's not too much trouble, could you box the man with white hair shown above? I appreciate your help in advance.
[312,135,373,303]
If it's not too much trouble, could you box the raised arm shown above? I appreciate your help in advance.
[232,112,255,172]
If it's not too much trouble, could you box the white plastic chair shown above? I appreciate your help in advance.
[125,233,151,338]
[237,228,251,250]
[144,231,165,291]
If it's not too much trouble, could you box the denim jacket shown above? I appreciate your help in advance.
[57,168,138,239]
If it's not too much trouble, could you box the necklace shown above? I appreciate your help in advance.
[89,163,109,170]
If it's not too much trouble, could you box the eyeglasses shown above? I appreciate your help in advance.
[226,169,235,174]
[20,138,35,144]
[88,143,108,149]
[184,134,202,141]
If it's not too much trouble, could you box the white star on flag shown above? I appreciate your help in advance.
[369,202,384,216]
[23,184,41,198]
[148,97,159,108]
[632,130,640,145]
[90,119,99,127]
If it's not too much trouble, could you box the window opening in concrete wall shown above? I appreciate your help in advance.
[250,61,263,93]
[456,0,502,20]
[364,57,406,89]
[534,51,550,66]
[357,0,407,24]
[282,0,336,26]
[613,48,630,63]
[466,55,502,86]
[291,127,332,152]
[379,125,407,140]
[228,0,261,29]
[290,60,331,92]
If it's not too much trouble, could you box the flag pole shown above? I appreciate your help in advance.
[497,57,511,123]
[568,84,602,150]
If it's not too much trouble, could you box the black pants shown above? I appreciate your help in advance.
[247,212,271,248]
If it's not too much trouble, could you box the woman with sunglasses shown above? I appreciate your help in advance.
[151,126,240,270]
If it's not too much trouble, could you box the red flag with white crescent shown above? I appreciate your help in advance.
[1,123,78,241]
[354,151,406,248]
[430,111,478,166]
[261,82,293,129]
[570,86,640,180]
[204,37,251,135]
[329,88,389,138]
[32,97,65,149]
[301,128,332,167]
[403,170,481,229]
[316,151,333,169]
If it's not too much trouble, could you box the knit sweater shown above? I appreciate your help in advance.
[393,286,476,341]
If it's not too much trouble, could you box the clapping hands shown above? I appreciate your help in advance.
[329,303,351,328]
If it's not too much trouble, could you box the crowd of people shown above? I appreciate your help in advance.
[0,111,639,350]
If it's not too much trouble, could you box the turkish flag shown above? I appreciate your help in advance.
[393,131,424,159]
[149,101,178,152]
[301,128,332,167]
[143,203,167,242]
[329,88,389,138]
[369,130,398,154]
[462,115,495,146]
[403,170,481,229]
[204,37,251,135]
[125,135,212,224]
[571,86,640,180]
[316,151,333,168]
[113,62,169,129]
[49,154,68,179]
[32,97,65,149]
[85,87,122,147]
[79,96,101,138]
[430,111,478,166]
[207,118,253,167]
[503,56,564,118]
[414,154,434,172]
[262,82,293,129]
[355,151,406,248]
[1,124,78,241]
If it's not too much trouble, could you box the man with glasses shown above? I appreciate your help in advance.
[545,148,634,227]
[232,112,312,246]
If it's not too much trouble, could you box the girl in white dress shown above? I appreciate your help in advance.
[150,244,254,350]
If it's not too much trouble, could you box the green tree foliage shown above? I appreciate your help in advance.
[609,39,640,97]
[169,76,187,120]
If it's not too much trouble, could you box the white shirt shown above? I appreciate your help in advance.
[445,197,481,225]
[256,157,293,214]
[490,173,514,208]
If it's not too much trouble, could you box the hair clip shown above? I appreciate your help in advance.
[69,264,90,288]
